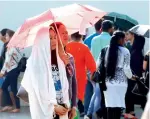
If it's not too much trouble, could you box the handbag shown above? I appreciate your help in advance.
[12,48,28,72]
[17,86,29,103]
[132,72,149,96]
[92,47,108,91]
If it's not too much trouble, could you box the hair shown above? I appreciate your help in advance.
[6,29,15,38]
[102,20,114,32]
[50,22,65,34]
[0,28,8,36]
[94,19,102,31]
[106,31,125,79]
[131,35,145,52]
[71,32,83,41]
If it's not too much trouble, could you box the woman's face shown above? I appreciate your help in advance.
[0,33,2,40]
[126,32,134,41]
[49,29,57,50]
[5,33,11,42]
[58,25,69,46]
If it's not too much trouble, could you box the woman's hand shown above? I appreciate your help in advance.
[54,105,68,116]
[60,54,70,66]
[131,75,138,80]
[69,107,77,119]
[0,73,4,78]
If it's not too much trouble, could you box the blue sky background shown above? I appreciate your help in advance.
[0,0,149,31]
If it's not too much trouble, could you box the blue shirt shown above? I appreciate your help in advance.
[84,33,99,50]
[91,32,111,61]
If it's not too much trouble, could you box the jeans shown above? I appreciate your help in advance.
[2,68,20,109]
[0,77,12,107]
[84,73,94,114]
[0,77,11,91]
[87,83,101,118]
[0,77,4,88]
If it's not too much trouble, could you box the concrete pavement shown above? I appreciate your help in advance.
[0,106,143,119]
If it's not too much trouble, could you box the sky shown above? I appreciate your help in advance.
[0,0,149,31]
[0,0,149,55]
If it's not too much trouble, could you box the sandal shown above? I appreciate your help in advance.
[124,113,138,119]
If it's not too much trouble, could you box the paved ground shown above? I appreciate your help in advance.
[0,106,143,119]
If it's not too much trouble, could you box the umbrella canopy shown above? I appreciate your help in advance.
[103,12,138,31]
[8,3,106,48]
[129,25,150,38]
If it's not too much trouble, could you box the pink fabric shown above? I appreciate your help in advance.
[8,4,106,48]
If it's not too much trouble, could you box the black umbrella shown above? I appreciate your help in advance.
[103,12,138,31]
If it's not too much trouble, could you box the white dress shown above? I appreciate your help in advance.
[103,46,132,108]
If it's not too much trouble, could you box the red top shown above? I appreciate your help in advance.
[66,42,96,100]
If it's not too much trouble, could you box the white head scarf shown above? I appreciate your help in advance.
[21,26,69,119]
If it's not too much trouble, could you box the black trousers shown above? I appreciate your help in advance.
[1,89,12,107]
[103,108,122,119]
[2,68,20,109]
[125,80,147,113]
[77,100,84,114]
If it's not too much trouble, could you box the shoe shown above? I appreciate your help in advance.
[124,113,138,119]
[84,115,90,119]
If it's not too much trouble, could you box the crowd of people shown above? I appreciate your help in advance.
[0,19,149,119]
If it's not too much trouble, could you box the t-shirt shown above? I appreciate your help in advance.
[51,50,63,104]
[84,33,99,50]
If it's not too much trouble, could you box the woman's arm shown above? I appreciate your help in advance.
[70,57,77,107]
[85,47,96,76]
[143,54,149,71]
[123,50,133,79]
[0,48,13,74]
[143,61,148,71]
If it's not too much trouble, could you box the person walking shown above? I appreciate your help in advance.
[125,35,146,118]
[0,30,22,113]
[66,32,96,117]
[102,31,134,119]
[84,19,102,117]
[91,20,114,61]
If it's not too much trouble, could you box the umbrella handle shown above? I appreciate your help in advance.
[53,19,66,54]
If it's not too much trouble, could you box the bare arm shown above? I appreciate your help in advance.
[70,57,77,107]
[143,61,148,71]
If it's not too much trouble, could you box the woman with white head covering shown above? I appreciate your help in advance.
[21,26,70,119]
